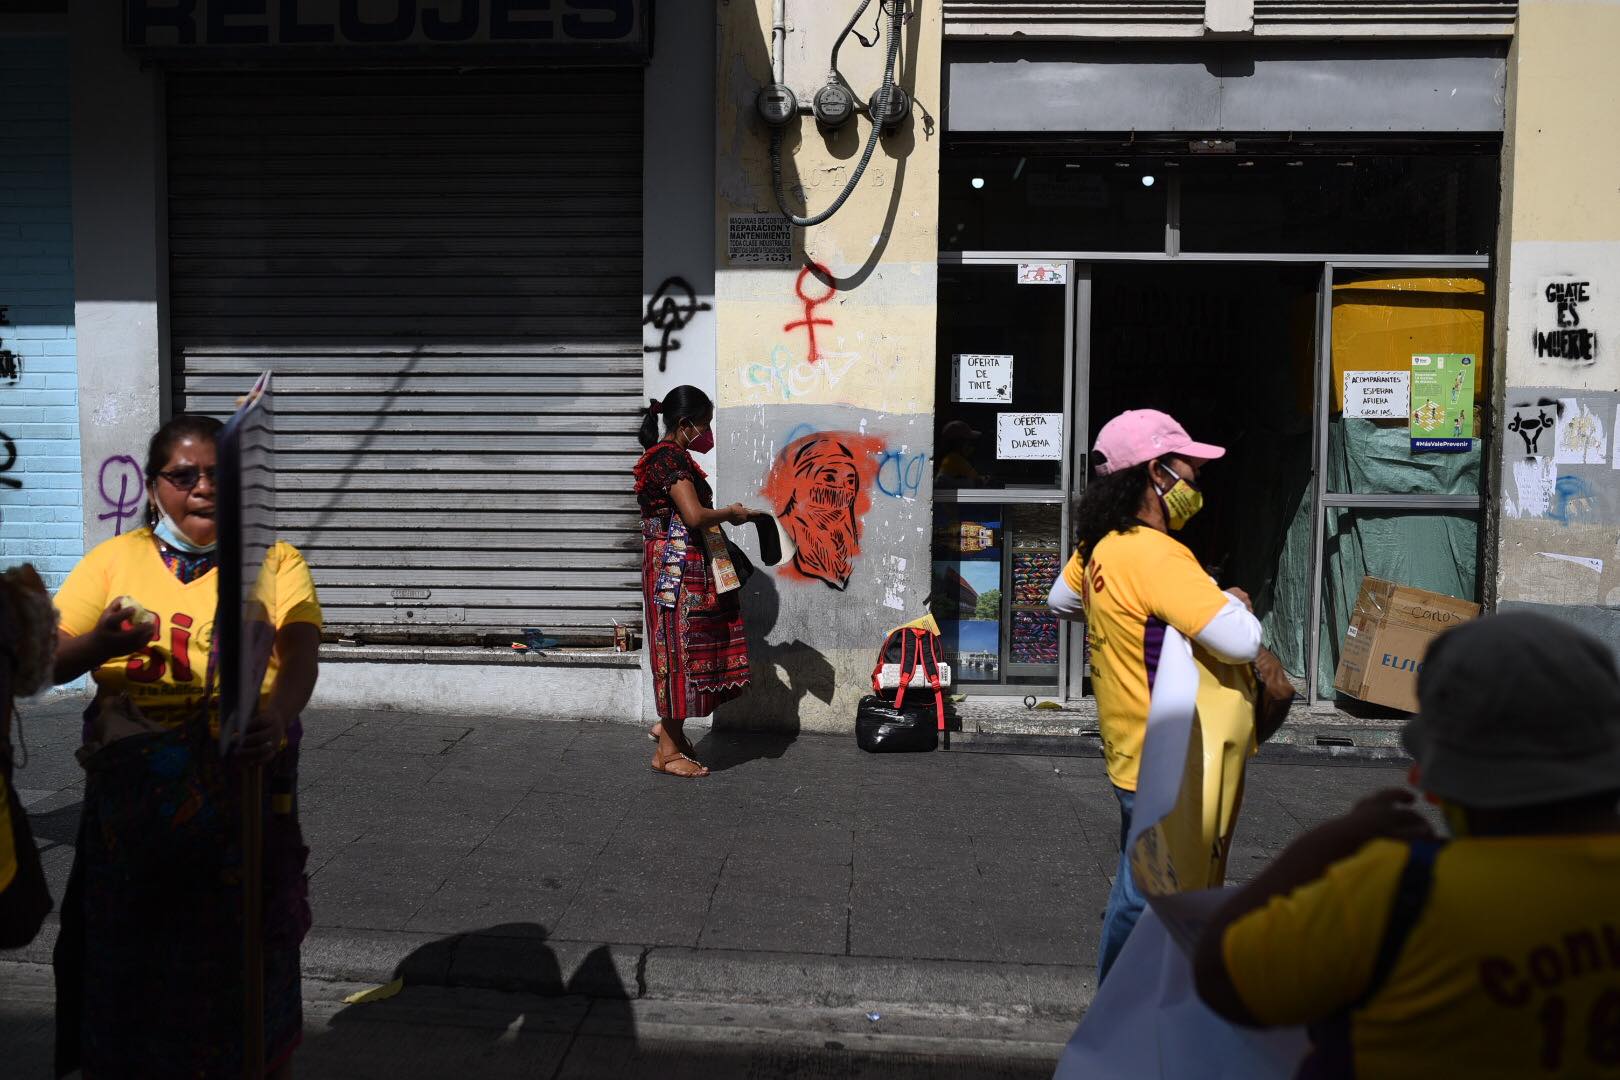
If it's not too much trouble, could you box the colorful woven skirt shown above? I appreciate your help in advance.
[642,522,752,721]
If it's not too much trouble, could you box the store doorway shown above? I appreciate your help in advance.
[1087,264,1321,679]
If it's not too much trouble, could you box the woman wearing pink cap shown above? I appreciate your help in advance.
[1047,409,1274,982]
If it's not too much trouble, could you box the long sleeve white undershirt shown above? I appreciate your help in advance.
[1046,578,1262,664]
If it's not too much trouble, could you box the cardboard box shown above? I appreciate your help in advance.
[1334,577,1481,712]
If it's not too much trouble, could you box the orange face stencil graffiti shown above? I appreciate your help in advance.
[763,432,883,590]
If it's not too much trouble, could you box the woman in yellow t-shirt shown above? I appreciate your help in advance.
[1046,409,1267,985]
[49,413,322,1079]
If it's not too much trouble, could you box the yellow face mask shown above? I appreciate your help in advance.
[1155,464,1204,531]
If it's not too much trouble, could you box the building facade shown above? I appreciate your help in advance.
[3,1,1616,733]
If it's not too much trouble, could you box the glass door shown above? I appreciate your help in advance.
[932,259,1081,696]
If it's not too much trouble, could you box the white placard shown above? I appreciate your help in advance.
[997,412,1064,460]
[726,213,792,265]
[952,353,1014,403]
[1016,262,1066,285]
[1342,371,1409,419]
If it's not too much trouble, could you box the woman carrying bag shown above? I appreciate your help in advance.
[49,413,322,1078]
[634,386,764,779]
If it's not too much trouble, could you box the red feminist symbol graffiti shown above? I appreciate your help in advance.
[783,263,836,365]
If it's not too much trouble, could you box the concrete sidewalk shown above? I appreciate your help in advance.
[5,696,1410,1020]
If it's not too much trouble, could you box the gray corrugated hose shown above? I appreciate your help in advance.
[771,1,904,229]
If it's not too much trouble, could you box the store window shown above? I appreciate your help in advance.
[941,153,1165,253]
[1311,268,1489,704]
[1179,154,1499,255]
[932,502,1065,688]
[933,264,1071,491]
[937,148,1496,705]
[932,262,1074,694]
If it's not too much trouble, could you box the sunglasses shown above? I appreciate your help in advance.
[157,466,217,492]
[1157,460,1201,491]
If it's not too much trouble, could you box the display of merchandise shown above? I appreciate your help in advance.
[934,519,1000,556]
[1011,552,1061,606]
[1009,542,1061,668]
[1011,611,1058,664]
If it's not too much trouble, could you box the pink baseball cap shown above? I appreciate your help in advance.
[1092,409,1225,475]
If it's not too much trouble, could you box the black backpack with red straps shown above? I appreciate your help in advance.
[855,624,948,753]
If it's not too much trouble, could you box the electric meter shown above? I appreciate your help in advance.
[756,83,798,128]
[813,82,856,129]
[868,84,911,129]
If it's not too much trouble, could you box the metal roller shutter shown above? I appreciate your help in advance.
[167,69,643,642]
[1251,2,1516,35]
[943,2,1206,36]
[943,0,1515,36]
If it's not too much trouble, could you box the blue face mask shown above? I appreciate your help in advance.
[153,503,217,555]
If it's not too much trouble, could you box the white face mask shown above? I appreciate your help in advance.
[153,502,216,555]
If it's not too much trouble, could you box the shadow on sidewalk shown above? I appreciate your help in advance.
[299,922,634,1074]
[709,573,834,770]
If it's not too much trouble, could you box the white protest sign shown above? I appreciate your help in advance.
[996,412,1063,460]
[1053,625,1308,1080]
[952,354,1013,403]
[1343,371,1410,419]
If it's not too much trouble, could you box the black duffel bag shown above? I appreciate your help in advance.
[855,694,940,753]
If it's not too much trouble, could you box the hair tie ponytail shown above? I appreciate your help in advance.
[636,385,710,451]
[637,397,665,450]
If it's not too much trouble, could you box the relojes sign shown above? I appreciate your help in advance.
[125,0,650,61]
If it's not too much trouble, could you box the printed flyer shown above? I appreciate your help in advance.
[1409,353,1475,453]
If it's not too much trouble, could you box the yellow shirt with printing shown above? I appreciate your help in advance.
[53,528,323,726]
[1061,526,1230,790]
[1223,834,1620,1079]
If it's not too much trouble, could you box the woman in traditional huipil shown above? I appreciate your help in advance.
[633,386,757,778]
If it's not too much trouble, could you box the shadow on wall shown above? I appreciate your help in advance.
[712,569,835,741]
[731,0,931,290]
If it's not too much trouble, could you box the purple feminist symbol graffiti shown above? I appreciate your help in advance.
[97,455,144,535]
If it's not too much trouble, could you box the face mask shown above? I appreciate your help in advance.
[153,502,217,555]
[1154,464,1204,531]
[685,425,715,455]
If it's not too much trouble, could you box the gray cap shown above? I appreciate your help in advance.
[1403,612,1620,808]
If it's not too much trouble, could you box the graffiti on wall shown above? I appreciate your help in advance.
[875,448,926,500]
[1534,278,1599,364]
[643,276,711,373]
[0,306,17,384]
[739,345,860,402]
[0,431,19,490]
[762,431,884,590]
[1509,400,1560,456]
[783,263,836,366]
[97,454,145,535]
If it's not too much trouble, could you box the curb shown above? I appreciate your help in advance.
[2,922,1091,1022]
[642,947,1091,1020]
[299,927,1092,1020]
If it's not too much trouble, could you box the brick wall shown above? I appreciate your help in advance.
[0,36,81,592]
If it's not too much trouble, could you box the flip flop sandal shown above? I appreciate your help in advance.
[651,752,709,779]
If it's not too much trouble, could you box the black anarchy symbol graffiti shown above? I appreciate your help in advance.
[0,432,18,490]
[643,277,711,373]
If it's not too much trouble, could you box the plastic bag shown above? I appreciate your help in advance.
[855,694,939,753]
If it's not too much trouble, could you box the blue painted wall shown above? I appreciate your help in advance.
[0,36,80,592]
